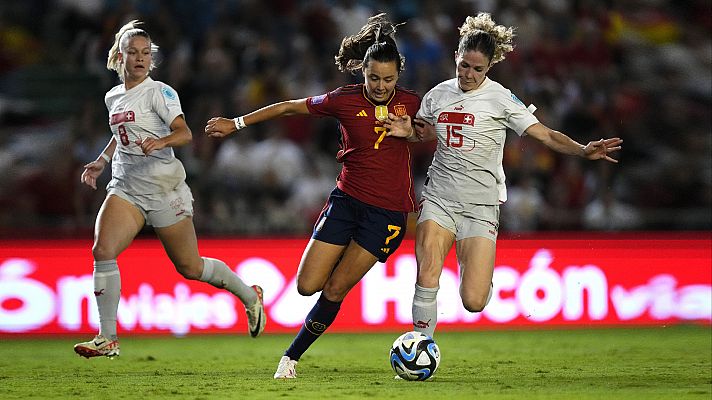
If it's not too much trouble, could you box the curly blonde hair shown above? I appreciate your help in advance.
[106,20,159,81]
[458,13,515,65]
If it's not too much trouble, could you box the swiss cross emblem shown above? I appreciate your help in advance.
[394,104,407,117]
[438,113,449,122]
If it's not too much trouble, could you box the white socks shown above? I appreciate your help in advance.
[93,260,120,341]
[199,257,257,306]
[412,284,439,338]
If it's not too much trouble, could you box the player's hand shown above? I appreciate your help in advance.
[414,118,436,142]
[134,136,166,155]
[384,113,413,139]
[204,117,237,138]
[583,137,623,163]
[80,160,106,190]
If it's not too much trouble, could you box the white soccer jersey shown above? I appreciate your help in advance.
[417,77,538,204]
[104,77,187,195]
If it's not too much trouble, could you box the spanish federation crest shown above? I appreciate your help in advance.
[394,104,407,117]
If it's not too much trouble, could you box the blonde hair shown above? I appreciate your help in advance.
[458,13,514,65]
[106,20,159,81]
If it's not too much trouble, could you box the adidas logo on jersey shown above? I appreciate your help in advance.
[356,110,368,117]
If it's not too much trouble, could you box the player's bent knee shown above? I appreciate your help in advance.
[461,294,487,313]
[92,243,119,261]
[296,281,321,297]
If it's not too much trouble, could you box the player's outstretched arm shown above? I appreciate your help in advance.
[581,137,624,163]
[525,122,622,163]
[204,99,310,138]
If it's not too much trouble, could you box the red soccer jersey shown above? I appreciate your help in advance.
[307,84,421,212]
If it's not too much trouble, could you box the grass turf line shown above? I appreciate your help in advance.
[0,325,709,399]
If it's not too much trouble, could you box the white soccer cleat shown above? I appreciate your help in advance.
[246,285,266,338]
[274,356,298,379]
[74,335,120,358]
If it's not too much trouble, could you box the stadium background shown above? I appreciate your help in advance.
[0,0,710,337]
[1,0,709,236]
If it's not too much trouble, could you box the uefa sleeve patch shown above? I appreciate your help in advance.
[161,87,177,101]
[310,94,326,105]
[510,93,524,106]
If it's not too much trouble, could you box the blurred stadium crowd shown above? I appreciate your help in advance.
[0,0,710,237]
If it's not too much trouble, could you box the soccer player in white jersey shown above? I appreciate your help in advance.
[387,13,622,338]
[73,20,265,359]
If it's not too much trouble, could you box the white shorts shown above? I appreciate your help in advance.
[417,193,499,243]
[108,182,194,228]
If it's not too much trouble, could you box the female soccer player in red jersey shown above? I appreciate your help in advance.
[205,13,421,379]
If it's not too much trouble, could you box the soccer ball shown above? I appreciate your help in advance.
[389,331,440,381]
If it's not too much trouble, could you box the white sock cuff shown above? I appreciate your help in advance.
[414,284,439,301]
[93,259,118,273]
[200,257,215,282]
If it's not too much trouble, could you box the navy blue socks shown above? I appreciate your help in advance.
[285,294,342,361]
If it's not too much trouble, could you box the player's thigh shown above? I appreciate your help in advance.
[154,216,202,277]
[415,219,455,286]
[296,238,347,295]
[323,240,379,301]
[93,194,145,260]
[455,236,496,309]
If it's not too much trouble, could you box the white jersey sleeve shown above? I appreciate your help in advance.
[152,83,184,128]
[502,91,538,136]
[416,92,437,125]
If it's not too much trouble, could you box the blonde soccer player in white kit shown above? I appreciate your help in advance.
[387,13,622,338]
[74,20,265,358]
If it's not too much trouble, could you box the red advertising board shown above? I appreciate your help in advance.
[0,233,710,336]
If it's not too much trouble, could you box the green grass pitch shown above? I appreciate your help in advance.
[1,325,709,399]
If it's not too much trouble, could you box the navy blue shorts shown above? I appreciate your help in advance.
[312,188,407,262]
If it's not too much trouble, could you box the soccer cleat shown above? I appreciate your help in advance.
[73,335,120,358]
[246,285,266,338]
[274,356,298,379]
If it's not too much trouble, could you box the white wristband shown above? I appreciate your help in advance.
[233,116,246,131]
[100,153,111,163]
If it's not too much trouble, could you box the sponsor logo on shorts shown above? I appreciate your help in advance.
[170,197,185,211]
